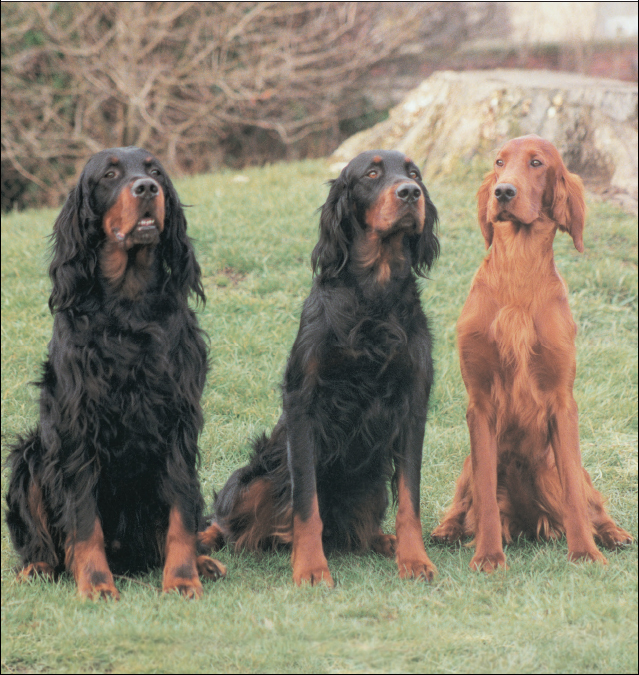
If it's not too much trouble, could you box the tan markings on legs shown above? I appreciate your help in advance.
[198,522,226,552]
[17,562,56,582]
[291,494,333,587]
[163,506,204,598]
[196,555,227,581]
[371,531,397,558]
[66,518,119,600]
[27,481,58,559]
[395,473,437,581]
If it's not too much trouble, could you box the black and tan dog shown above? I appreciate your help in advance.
[6,147,225,599]
[201,150,440,586]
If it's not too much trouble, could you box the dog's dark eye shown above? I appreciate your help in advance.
[105,170,116,179]
[408,169,419,179]
[496,159,504,167]
[149,168,161,177]
[367,169,379,178]
[530,159,542,167]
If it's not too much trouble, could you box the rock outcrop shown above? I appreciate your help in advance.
[333,70,637,212]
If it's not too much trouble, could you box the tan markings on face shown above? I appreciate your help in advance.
[372,155,383,164]
[103,183,165,243]
[365,185,425,233]
[365,186,401,233]
[100,182,164,286]
[154,185,165,233]
[103,183,140,243]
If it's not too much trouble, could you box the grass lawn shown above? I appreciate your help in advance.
[1,159,637,674]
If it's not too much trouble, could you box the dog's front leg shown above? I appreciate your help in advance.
[395,412,437,581]
[286,413,333,588]
[549,398,607,564]
[467,401,507,572]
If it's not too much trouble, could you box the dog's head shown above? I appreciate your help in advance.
[312,150,439,281]
[477,135,585,251]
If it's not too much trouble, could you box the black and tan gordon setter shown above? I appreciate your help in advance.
[6,147,226,599]
[431,136,633,570]
[200,150,440,586]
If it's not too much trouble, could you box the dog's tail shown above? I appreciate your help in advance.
[199,424,293,552]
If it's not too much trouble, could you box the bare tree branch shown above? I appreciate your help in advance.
[2,1,492,209]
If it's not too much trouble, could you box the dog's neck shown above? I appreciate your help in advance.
[490,216,556,267]
[350,230,412,292]
[100,241,159,300]
[483,216,559,297]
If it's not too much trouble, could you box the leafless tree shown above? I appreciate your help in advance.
[2,2,487,209]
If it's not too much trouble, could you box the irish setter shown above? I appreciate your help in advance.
[431,135,633,571]
[200,150,440,585]
[6,148,226,599]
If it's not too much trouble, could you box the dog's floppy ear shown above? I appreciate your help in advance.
[311,168,351,277]
[158,176,205,305]
[49,171,101,313]
[410,185,440,276]
[476,170,496,249]
[550,162,585,253]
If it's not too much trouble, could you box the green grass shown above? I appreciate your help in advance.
[2,160,637,674]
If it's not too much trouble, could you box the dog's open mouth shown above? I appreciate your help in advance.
[130,217,160,244]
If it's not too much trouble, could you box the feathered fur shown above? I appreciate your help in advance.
[6,147,225,599]
[431,135,633,571]
[200,150,440,585]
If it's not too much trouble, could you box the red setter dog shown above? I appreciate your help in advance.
[431,135,633,571]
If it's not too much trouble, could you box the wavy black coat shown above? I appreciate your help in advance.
[6,147,207,575]
[209,150,440,564]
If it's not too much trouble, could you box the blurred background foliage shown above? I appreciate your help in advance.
[1,1,637,211]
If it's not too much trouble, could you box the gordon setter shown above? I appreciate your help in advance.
[200,150,440,586]
[6,147,226,599]
[431,135,633,570]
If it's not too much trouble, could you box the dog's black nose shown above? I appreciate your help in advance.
[494,183,517,202]
[131,178,159,199]
[396,182,421,203]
